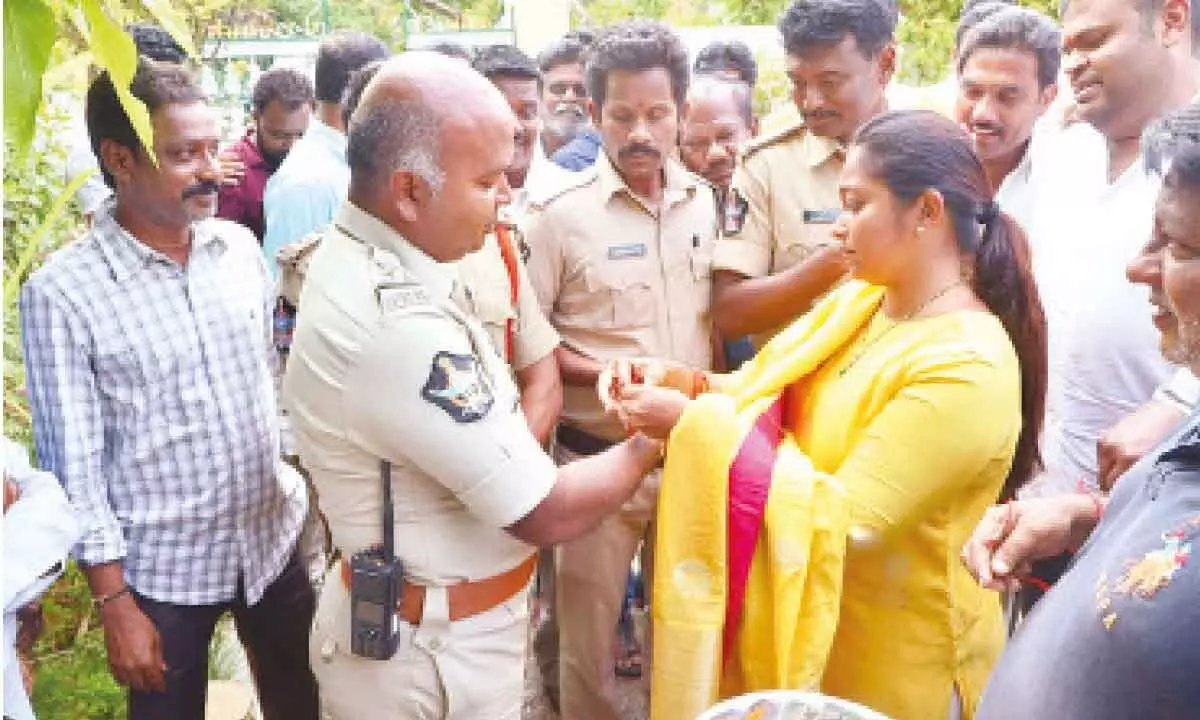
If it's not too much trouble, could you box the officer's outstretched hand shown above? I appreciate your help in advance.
[609,384,690,441]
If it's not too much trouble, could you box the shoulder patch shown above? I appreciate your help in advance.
[741,120,807,161]
[721,189,750,236]
[421,351,494,423]
[529,167,600,211]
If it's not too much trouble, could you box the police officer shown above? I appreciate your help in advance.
[283,53,663,719]
[712,0,896,347]
[522,21,718,719]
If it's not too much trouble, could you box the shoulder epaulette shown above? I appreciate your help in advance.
[742,120,807,160]
[529,167,599,211]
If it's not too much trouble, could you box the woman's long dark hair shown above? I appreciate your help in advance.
[852,109,1047,500]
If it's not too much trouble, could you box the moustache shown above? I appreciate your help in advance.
[181,180,220,200]
[554,104,587,120]
[619,144,660,161]
[802,110,839,123]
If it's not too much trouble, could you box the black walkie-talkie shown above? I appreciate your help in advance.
[349,460,404,660]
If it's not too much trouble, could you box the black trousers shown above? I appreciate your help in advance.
[128,552,319,720]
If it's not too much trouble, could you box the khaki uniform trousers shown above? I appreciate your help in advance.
[310,562,530,719]
[554,443,660,720]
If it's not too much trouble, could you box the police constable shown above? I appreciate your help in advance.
[522,21,718,719]
[283,53,664,719]
[712,0,896,346]
[463,45,564,445]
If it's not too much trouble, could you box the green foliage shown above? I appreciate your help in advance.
[3,106,87,450]
[31,570,127,720]
[897,0,1060,84]
[4,0,199,164]
[3,0,57,154]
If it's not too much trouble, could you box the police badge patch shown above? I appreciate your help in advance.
[516,227,531,264]
[722,188,749,235]
[421,351,494,423]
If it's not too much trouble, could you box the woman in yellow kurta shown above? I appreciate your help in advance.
[605,111,1047,720]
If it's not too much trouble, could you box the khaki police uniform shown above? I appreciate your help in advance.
[454,224,559,372]
[523,152,717,720]
[284,202,557,719]
[713,120,846,347]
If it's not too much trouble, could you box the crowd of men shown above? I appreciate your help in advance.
[8,0,1200,716]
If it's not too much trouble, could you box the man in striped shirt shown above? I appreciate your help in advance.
[20,60,317,720]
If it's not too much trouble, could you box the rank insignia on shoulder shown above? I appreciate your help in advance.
[421,351,494,423]
[722,189,749,235]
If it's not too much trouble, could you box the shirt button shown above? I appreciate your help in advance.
[428,637,443,652]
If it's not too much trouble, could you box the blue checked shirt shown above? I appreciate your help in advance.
[20,201,307,605]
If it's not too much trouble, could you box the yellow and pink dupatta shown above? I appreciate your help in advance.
[651,281,885,720]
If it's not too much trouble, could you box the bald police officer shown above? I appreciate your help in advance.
[283,53,663,720]
[523,22,718,719]
[712,0,896,347]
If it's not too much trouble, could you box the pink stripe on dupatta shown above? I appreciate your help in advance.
[722,394,787,666]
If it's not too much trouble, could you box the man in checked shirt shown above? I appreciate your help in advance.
[19,61,318,720]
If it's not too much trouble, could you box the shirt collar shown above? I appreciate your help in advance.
[93,199,227,283]
[801,131,846,169]
[595,150,700,207]
[306,118,347,157]
[239,128,271,170]
[333,201,456,301]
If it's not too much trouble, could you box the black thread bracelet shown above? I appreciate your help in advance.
[93,585,131,613]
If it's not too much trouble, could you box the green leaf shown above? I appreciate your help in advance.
[138,0,197,57]
[3,168,94,310]
[3,0,57,156]
[81,0,157,163]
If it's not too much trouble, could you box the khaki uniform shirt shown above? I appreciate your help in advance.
[713,120,845,280]
[284,202,556,585]
[524,152,717,442]
[454,227,559,372]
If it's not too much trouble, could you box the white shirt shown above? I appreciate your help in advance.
[1025,123,1173,495]
[4,438,81,720]
[995,142,1036,233]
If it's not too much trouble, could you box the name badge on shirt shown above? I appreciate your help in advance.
[803,209,841,224]
[608,243,647,261]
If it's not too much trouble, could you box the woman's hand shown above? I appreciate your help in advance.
[611,385,690,441]
[598,358,707,414]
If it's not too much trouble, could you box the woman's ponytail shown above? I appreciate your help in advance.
[973,207,1047,500]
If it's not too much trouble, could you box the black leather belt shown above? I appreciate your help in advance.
[556,425,617,456]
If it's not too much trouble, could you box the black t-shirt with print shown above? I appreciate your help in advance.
[979,416,1200,720]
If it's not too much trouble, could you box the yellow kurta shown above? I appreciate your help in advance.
[653,281,1020,720]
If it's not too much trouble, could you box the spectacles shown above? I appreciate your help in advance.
[547,81,588,98]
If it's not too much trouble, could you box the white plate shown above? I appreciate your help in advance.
[696,690,892,720]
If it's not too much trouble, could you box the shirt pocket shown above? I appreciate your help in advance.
[582,262,656,330]
[775,207,837,271]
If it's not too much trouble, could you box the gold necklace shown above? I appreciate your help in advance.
[838,280,964,378]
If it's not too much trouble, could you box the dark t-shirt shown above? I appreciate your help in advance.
[979,415,1200,720]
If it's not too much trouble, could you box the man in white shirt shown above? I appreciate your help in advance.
[3,438,80,720]
[954,6,1061,230]
[1012,0,1200,499]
